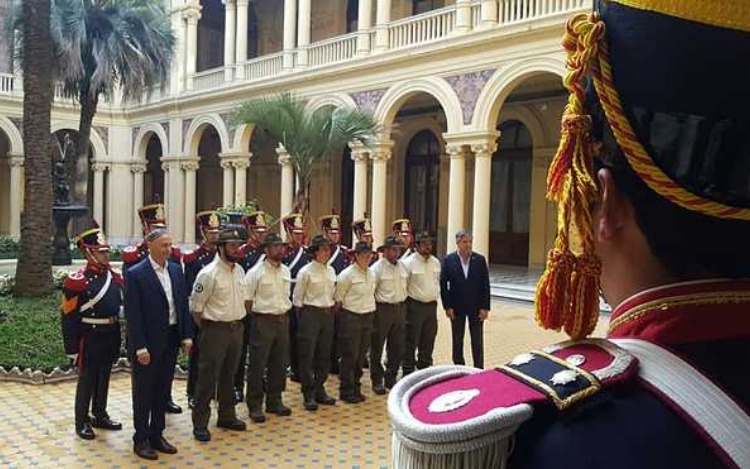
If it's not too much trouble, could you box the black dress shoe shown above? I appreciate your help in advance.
[385,378,397,390]
[165,400,182,414]
[91,416,122,430]
[134,441,158,461]
[75,422,96,440]
[217,418,247,431]
[372,383,387,395]
[150,436,178,454]
[193,428,211,442]
[233,388,244,405]
[266,402,292,416]
[303,396,318,411]
[248,408,266,423]
[357,393,367,403]
[289,372,301,383]
[315,393,337,406]
[340,394,360,404]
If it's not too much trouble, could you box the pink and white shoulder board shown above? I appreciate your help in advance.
[388,338,637,468]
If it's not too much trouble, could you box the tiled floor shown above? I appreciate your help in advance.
[0,301,609,468]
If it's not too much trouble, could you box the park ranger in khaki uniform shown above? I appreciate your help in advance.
[292,234,338,411]
[245,233,293,423]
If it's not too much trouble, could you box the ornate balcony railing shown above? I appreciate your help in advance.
[388,7,456,50]
[244,52,284,81]
[192,67,226,92]
[0,72,14,95]
[308,32,358,68]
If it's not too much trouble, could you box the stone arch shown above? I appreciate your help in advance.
[133,123,169,160]
[0,116,23,155]
[472,56,566,133]
[232,123,257,152]
[305,93,358,113]
[496,106,548,149]
[184,113,229,156]
[374,77,464,134]
[50,121,108,160]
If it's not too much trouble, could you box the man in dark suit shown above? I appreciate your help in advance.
[439,230,490,369]
[125,229,193,461]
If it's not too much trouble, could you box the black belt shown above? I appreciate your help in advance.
[203,319,244,327]
[407,298,437,305]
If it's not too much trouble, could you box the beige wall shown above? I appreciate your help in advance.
[256,0,284,56]
[312,0,349,42]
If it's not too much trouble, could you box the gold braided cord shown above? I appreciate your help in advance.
[611,0,750,33]
[590,36,750,221]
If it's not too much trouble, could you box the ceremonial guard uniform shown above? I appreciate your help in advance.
[282,213,311,382]
[62,223,123,440]
[320,213,350,374]
[388,2,750,468]
[233,210,270,403]
[293,234,338,411]
[183,210,221,408]
[392,218,416,260]
[352,215,379,266]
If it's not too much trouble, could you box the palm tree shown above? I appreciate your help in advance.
[14,0,54,297]
[233,92,379,216]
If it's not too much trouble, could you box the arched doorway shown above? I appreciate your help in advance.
[405,130,441,236]
[490,120,532,265]
[196,125,223,239]
[143,134,165,205]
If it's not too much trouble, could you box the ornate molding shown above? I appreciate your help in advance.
[443,69,496,125]
[8,155,24,167]
[232,159,250,170]
[181,160,200,172]
[130,162,148,173]
[445,144,466,159]
[350,88,387,114]
[471,142,497,157]
[91,162,110,172]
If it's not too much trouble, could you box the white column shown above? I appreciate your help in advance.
[223,0,237,82]
[162,160,170,209]
[351,145,369,232]
[185,8,201,91]
[131,162,146,238]
[163,159,185,242]
[297,0,311,68]
[182,159,199,244]
[370,147,391,247]
[282,0,297,70]
[92,162,107,223]
[235,0,249,80]
[220,158,234,206]
[356,0,373,55]
[277,147,294,240]
[233,158,250,206]
[374,0,391,52]
[471,142,496,259]
[170,11,186,95]
[480,0,498,27]
[446,144,466,244]
[8,155,23,238]
[455,0,473,33]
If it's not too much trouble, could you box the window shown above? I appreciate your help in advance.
[405,130,441,235]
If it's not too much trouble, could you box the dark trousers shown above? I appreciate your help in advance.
[186,329,201,398]
[297,305,335,397]
[234,314,252,391]
[370,302,405,387]
[246,313,289,410]
[402,299,438,374]
[289,308,300,376]
[74,325,120,426]
[192,320,244,429]
[451,312,484,369]
[131,326,180,445]
[330,315,341,372]
[339,310,373,397]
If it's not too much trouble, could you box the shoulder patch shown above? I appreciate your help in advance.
[388,339,638,467]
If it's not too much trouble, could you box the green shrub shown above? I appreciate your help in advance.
[0,236,19,260]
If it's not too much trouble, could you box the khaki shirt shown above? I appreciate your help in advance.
[190,257,248,322]
[402,252,441,303]
[246,260,292,315]
[335,263,376,314]
[293,260,336,309]
[371,258,408,304]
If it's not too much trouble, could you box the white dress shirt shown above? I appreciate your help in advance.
[371,258,408,304]
[190,257,248,322]
[293,260,336,308]
[402,252,441,303]
[246,260,292,315]
[459,252,471,279]
[149,255,176,325]
[335,263,376,314]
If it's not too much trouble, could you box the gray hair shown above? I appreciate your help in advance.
[455,229,472,243]
[146,228,169,243]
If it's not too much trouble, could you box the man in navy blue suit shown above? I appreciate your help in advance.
[439,230,490,369]
[125,229,193,461]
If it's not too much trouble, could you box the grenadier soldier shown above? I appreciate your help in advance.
[370,236,408,395]
[293,234,338,411]
[233,209,270,403]
[400,232,441,376]
[388,2,750,468]
[352,214,379,266]
[282,213,311,383]
[392,218,416,260]
[62,222,123,440]
[245,234,294,423]
[190,227,249,442]
[334,242,377,404]
[122,203,184,415]
[183,209,221,409]
[320,212,351,374]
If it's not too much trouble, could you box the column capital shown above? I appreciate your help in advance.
[471,141,497,157]
[181,160,200,172]
[130,161,148,173]
[232,159,250,170]
[277,153,293,166]
[445,144,466,159]
[8,153,24,167]
[91,162,110,172]
[183,5,202,22]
